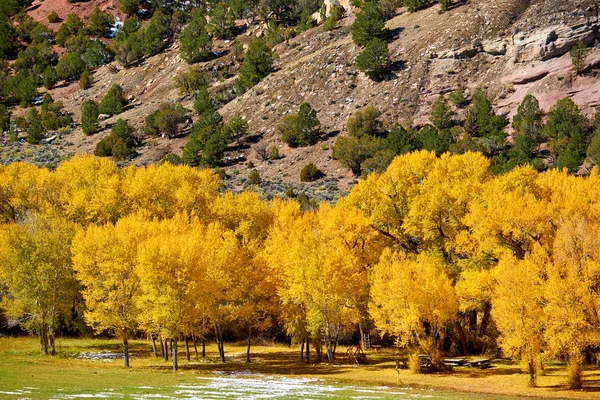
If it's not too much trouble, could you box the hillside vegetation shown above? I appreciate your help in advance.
[0,0,599,200]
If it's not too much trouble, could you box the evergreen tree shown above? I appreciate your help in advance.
[26,107,45,144]
[208,2,236,40]
[56,52,87,82]
[351,1,386,47]
[180,12,212,63]
[194,87,214,116]
[81,100,100,135]
[79,69,92,90]
[430,95,454,131]
[111,118,134,146]
[99,84,128,116]
[235,40,273,95]
[0,104,10,132]
[356,38,390,81]
[42,65,58,89]
[10,70,38,108]
[295,102,320,146]
[56,13,83,46]
[89,6,113,37]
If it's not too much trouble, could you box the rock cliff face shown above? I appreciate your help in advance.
[15,0,600,195]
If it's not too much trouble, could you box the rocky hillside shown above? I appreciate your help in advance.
[4,0,600,199]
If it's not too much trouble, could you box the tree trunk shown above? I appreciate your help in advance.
[300,339,305,361]
[454,320,469,355]
[123,338,130,368]
[151,334,158,358]
[39,324,49,355]
[169,338,173,357]
[528,359,537,387]
[358,322,365,350]
[305,337,310,363]
[314,338,322,362]
[325,335,334,365]
[478,302,492,339]
[164,339,169,361]
[173,338,178,371]
[193,335,198,359]
[160,337,165,359]
[49,332,56,356]
[185,337,190,362]
[246,327,252,363]
[214,323,225,363]
[202,337,206,358]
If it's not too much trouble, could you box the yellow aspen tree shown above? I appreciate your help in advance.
[190,222,245,363]
[0,163,50,223]
[136,215,204,371]
[491,254,545,387]
[545,217,600,389]
[370,249,458,366]
[122,163,219,220]
[54,155,125,225]
[71,214,150,367]
[210,191,278,362]
[264,199,310,360]
[0,213,79,355]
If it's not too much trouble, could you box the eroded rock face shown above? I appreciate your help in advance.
[514,17,599,62]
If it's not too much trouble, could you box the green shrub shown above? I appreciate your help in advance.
[47,11,60,24]
[248,169,261,185]
[118,0,140,15]
[356,37,390,81]
[180,11,212,63]
[347,106,383,138]
[175,68,208,95]
[269,145,280,160]
[300,162,324,182]
[56,52,86,82]
[570,41,588,75]
[351,1,386,47]
[42,65,58,89]
[145,103,188,138]
[111,118,134,146]
[26,107,45,144]
[81,100,100,135]
[278,103,320,147]
[99,84,128,116]
[79,69,92,90]
[235,39,273,95]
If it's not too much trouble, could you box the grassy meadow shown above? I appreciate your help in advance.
[0,337,599,399]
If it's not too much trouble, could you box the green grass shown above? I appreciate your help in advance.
[0,337,598,399]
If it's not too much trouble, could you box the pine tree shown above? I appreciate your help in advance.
[355,37,390,81]
[81,100,100,135]
[99,84,128,116]
[26,107,45,144]
[235,40,273,95]
[351,1,387,47]
[180,11,212,63]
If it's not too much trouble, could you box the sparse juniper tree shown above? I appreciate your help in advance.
[99,84,129,116]
[26,107,45,144]
[356,37,390,81]
[208,2,236,40]
[180,11,212,63]
[42,65,58,89]
[351,1,387,47]
[569,41,588,75]
[235,39,273,95]
[81,100,100,135]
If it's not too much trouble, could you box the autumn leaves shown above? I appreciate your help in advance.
[0,152,599,388]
